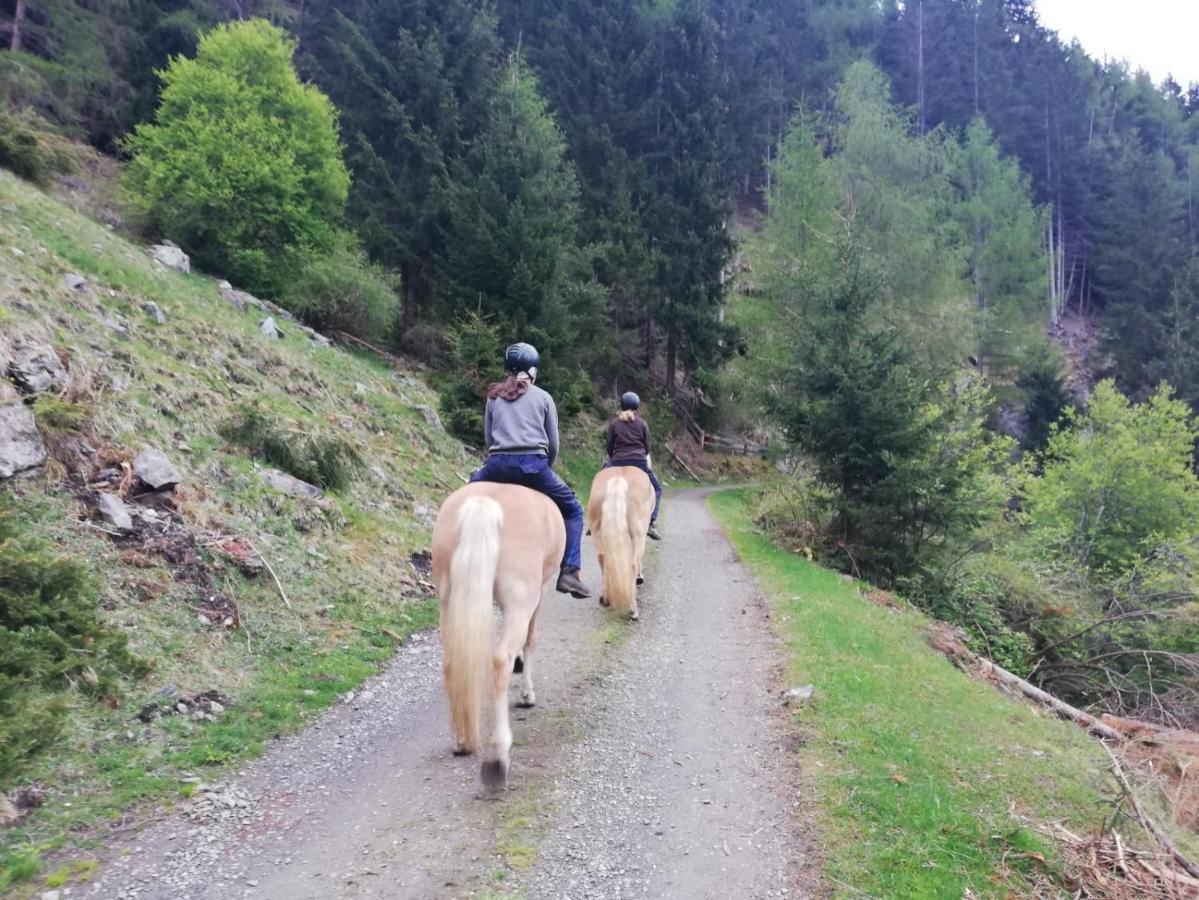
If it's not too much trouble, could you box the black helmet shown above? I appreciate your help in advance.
[620,391,641,411]
[504,342,540,376]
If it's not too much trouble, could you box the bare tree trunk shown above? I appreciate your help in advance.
[916,0,925,136]
[11,0,25,52]
[664,315,677,398]
[972,2,980,118]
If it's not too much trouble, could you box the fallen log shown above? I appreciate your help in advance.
[974,658,1125,743]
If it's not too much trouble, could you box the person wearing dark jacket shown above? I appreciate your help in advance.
[468,342,592,599]
[603,392,663,540]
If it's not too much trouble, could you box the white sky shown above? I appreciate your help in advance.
[1034,0,1199,87]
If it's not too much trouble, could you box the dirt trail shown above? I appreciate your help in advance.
[87,489,814,899]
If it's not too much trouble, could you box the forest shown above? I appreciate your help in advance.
[2,0,1198,727]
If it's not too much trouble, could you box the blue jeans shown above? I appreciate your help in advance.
[469,454,583,570]
[605,458,663,524]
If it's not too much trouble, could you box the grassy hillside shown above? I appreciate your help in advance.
[709,489,1199,898]
[0,170,473,891]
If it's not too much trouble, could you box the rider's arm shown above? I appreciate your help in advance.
[544,394,560,468]
[605,421,616,459]
[483,398,494,450]
[641,419,652,456]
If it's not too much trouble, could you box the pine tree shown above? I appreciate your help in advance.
[305,0,500,330]
[436,57,607,369]
[948,118,1047,379]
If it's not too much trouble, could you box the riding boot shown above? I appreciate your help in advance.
[556,565,591,599]
[647,522,661,541]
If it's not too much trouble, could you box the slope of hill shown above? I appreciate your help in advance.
[0,169,472,889]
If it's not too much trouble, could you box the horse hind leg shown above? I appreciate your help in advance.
[481,603,531,794]
[516,604,541,709]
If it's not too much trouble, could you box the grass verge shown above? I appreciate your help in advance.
[709,489,1125,898]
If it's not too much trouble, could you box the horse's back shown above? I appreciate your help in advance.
[433,482,564,586]
[588,466,654,526]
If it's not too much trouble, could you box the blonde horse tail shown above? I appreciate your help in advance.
[443,496,502,755]
[600,476,635,614]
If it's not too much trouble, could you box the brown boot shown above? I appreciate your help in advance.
[647,523,662,541]
[556,566,591,599]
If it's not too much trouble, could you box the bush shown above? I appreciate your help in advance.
[1022,380,1199,573]
[436,312,506,445]
[0,108,77,185]
[123,19,350,296]
[224,404,362,492]
[0,498,147,785]
[282,248,400,343]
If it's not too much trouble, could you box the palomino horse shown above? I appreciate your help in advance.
[587,466,655,620]
[431,482,565,794]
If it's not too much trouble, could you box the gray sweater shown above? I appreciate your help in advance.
[484,385,561,466]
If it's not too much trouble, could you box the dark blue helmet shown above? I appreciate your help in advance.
[620,391,641,411]
[504,342,540,376]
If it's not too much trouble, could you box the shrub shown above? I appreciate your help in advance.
[224,404,362,492]
[123,19,350,296]
[1022,380,1199,574]
[436,312,506,445]
[0,108,77,185]
[282,247,400,343]
[0,498,147,785]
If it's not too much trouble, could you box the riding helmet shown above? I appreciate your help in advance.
[505,342,540,376]
[620,391,641,411]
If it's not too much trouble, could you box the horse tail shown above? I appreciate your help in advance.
[600,476,635,613]
[443,495,502,755]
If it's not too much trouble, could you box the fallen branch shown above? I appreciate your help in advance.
[664,443,700,482]
[975,657,1125,743]
[1102,741,1199,881]
[244,537,291,610]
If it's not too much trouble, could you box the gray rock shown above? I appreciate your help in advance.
[150,242,190,273]
[143,301,167,325]
[0,402,47,478]
[63,273,88,291]
[413,405,443,431]
[133,448,182,490]
[9,247,23,257]
[259,317,284,339]
[97,492,134,531]
[259,468,322,500]
[7,343,68,396]
[40,890,61,900]
[782,684,814,706]
[220,284,266,314]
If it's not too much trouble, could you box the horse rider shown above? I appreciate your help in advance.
[469,342,593,599]
[603,391,663,541]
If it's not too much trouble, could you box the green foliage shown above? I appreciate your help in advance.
[224,403,362,491]
[948,119,1048,379]
[1022,381,1199,575]
[282,246,401,342]
[436,310,505,445]
[1016,343,1074,453]
[123,19,350,296]
[0,107,77,184]
[305,0,501,323]
[437,58,607,369]
[0,497,146,785]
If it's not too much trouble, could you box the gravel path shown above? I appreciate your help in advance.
[85,489,815,899]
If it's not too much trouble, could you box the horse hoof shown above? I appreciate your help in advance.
[453,746,473,757]
[599,596,610,607]
[636,575,645,585]
[481,759,508,794]
[628,611,640,622]
[516,698,536,709]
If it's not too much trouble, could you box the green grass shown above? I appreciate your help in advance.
[0,168,468,893]
[708,489,1135,898]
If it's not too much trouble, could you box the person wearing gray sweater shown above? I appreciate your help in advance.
[468,342,592,599]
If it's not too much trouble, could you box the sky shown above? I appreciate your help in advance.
[1034,0,1199,87]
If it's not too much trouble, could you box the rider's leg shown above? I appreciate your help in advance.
[523,463,589,598]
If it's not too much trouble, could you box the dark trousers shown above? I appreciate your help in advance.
[605,458,663,524]
[469,454,583,570]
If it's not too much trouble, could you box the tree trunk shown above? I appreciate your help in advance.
[915,0,925,135]
[664,315,677,397]
[11,0,25,52]
[972,3,980,118]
